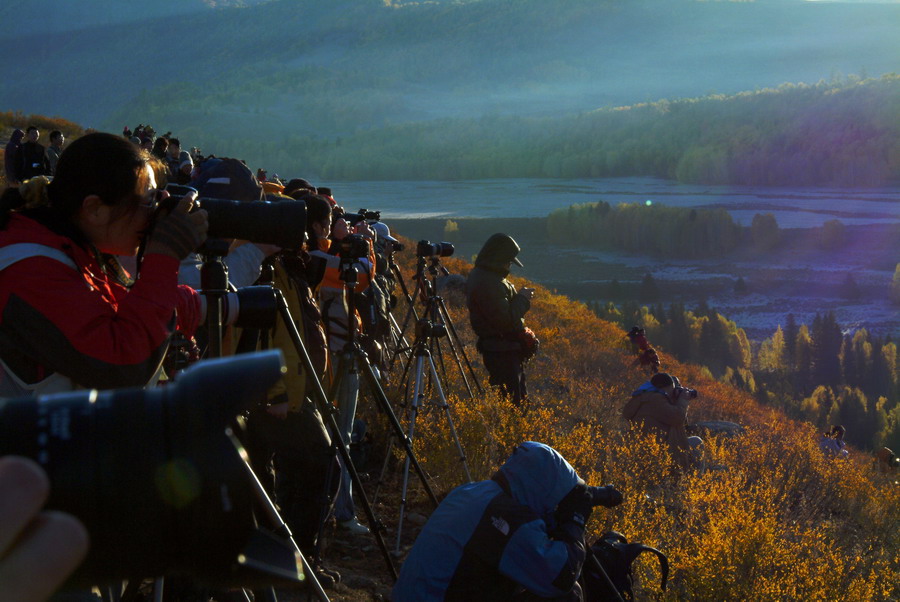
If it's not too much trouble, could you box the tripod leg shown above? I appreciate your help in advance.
[273,291,398,580]
[437,297,482,396]
[238,442,330,602]
[426,353,473,483]
[387,275,422,372]
[371,434,395,504]
[358,355,440,508]
[394,354,426,553]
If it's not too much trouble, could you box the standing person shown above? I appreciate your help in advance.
[165,137,193,185]
[307,203,376,536]
[18,126,50,181]
[45,131,65,176]
[393,441,623,601]
[466,233,536,406]
[0,132,207,395]
[3,129,25,186]
[150,136,168,160]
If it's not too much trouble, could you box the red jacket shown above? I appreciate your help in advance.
[0,213,200,391]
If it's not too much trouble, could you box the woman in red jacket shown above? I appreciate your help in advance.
[0,132,208,395]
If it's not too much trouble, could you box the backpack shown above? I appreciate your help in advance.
[580,531,669,602]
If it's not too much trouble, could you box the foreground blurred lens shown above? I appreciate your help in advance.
[0,351,287,584]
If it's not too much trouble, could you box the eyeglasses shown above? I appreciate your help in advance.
[138,189,164,212]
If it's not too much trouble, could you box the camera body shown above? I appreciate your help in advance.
[339,233,370,260]
[415,319,447,340]
[416,239,454,258]
[344,208,381,226]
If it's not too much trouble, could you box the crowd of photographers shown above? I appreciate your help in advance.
[0,124,718,601]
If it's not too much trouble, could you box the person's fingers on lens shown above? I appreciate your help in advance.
[174,194,196,214]
[0,457,49,554]
[0,511,89,602]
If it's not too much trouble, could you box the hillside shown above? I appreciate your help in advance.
[312,241,900,601]
[1,0,897,154]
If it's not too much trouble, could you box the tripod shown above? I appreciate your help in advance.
[390,256,482,399]
[318,252,440,570]
[377,318,473,553]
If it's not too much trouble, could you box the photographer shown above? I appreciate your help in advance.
[241,192,342,585]
[466,233,536,407]
[0,132,207,394]
[393,441,623,601]
[622,372,702,471]
[307,203,376,536]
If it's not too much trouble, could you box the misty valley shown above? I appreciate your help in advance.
[354,176,900,341]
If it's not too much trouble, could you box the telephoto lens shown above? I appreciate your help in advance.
[587,485,624,508]
[416,240,455,258]
[0,351,305,587]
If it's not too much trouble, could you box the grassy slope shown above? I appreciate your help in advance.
[375,240,899,601]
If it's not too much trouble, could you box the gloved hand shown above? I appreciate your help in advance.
[146,195,208,260]
[555,484,595,529]
[587,485,624,508]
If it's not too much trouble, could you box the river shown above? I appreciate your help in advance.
[330,177,900,229]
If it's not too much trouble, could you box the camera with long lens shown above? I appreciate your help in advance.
[587,485,624,508]
[415,318,447,340]
[675,386,699,401]
[163,184,307,249]
[344,208,381,226]
[0,351,307,588]
[416,240,454,258]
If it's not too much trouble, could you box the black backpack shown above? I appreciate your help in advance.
[580,531,669,602]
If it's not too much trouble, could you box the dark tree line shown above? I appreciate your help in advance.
[176,75,900,187]
[591,300,899,451]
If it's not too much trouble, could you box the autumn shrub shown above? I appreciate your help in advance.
[378,236,900,600]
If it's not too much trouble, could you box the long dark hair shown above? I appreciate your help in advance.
[1,133,155,236]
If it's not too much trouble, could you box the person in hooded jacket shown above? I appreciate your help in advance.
[393,441,623,601]
[466,233,535,406]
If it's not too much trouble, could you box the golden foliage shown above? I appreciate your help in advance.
[383,238,900,600]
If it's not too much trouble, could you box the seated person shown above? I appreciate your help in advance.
[0,133,206,394]
[393,441,623,601]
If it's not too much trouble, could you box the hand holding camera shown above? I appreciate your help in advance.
[146,193,209,260]
[520,287,536,300]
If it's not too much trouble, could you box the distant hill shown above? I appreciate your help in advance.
[1,0,897,182]
[0,0,273,36]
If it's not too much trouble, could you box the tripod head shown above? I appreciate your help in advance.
[414,318,447,343]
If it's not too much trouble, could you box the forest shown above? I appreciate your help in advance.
[187,75,900,187]
[592,301,900,454]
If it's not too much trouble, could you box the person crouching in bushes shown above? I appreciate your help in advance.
[0,132,208,394]
[819,425,849,459]
[622,372,703,472]
[394,441,623,601]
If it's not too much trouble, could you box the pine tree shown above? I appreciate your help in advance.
[783,313,798,371]
[889,263,900,305]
